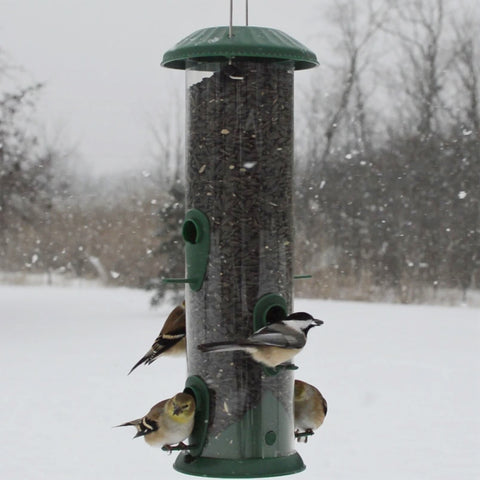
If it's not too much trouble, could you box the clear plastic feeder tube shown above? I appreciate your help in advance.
[183,59,300,471]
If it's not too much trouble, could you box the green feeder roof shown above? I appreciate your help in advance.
[161,26,318,70]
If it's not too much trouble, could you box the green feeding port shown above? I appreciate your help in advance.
[182,209,210,291]
[163,209,210,291]
[162,24,317,479]
[182,375,210,459]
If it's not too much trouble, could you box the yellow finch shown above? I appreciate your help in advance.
[116,392,195,448]
[294,379,327,442]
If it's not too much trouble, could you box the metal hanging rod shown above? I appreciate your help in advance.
[229,0,249,38]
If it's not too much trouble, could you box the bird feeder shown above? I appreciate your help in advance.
[162,16,317,479]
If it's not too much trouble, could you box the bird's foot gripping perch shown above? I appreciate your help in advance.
[276,362,299,371]
[263,362,298,377]
[294,428,315,443]
[162,442,193,453]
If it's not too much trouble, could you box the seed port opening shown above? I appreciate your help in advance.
[265,305,287,325]
[183,219,200,244]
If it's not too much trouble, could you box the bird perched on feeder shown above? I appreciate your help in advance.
[116,392,195,449]
[128,300,186,374]
[198,312,323,368]
[294,379,327,442]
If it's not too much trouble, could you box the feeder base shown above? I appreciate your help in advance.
[173,451,305,478]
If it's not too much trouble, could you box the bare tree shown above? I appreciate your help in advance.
[0,74,47,258]
[146,102,186,304]
[450,15,480,133]
[295,0,389,288]
[448,12,480,299]
[147,95,184,189]
[320,0,389,162]
[384,0,447,137]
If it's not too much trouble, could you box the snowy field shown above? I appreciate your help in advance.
[1,285,479,480]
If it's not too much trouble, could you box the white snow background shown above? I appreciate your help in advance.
[1,285,479,479]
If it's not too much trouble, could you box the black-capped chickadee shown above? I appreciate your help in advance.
[129,300,186,374]
[294,379,327,442]
[198,312,323,368]
[116,392,195,448]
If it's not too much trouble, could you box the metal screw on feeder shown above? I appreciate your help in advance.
[161,2,318,477]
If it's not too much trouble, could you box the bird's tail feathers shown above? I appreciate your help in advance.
[128,356,149,375]
[144,345,169,363]
[128,346,168,375]
[115,418,151,438]
[198,341,249,353]
[114,419,141,428]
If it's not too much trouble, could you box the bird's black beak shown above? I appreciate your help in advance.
[134,431,147,439]
[304,319,323,335]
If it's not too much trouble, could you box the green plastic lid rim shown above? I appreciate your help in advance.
[162,26,318,71]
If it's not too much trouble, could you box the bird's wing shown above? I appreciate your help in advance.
[147,399,168,418]
[159,305,186,337]
[246,323,306,349]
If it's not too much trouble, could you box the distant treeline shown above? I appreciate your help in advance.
[293,0,479,302]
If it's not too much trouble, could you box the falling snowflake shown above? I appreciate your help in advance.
[458,191,467,199]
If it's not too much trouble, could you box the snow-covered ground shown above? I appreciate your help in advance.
[0,285,478,479]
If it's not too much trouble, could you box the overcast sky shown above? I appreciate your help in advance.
[1,1,326,175]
